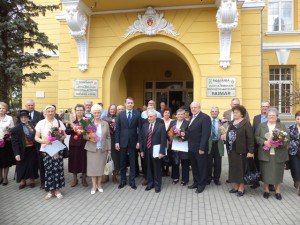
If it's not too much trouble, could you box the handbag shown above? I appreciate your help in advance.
[243,158,261,185]
[104,154,114,175]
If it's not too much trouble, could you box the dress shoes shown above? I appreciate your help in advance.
[142,179,148,186]
[71,179,78,187]
[195,187,205,194]
[82,179,88,187]
[263,192,270,199]
[229,188,238,193]
[275,193,282,200]
[118,182,127,189]
[188,183,198,189]
[130,184,137,190]
[214,180,221,185]
[236,191,245,197]
[145,185,154,191]
[155,188,161,193]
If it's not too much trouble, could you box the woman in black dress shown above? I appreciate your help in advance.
[11,110,39,189]
[0,102,15,186]
[103,104,119,183]
[65,104,87,187]
[226,105,254,197]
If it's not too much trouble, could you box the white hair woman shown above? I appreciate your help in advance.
[35,105,66,200]
[84,104,111,194]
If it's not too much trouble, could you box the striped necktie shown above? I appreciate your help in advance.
[147,123,153,149]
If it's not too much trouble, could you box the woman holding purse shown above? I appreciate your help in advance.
[84,104,111,194]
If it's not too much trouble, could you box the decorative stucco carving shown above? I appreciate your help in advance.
[216,0,239,69]
[123,6,179,38]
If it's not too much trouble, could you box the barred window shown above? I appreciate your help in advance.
[269,67,293,114]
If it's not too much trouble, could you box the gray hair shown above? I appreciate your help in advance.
[267,108,278,117]
[176,108,185,114]
[190,101,201,108]
[25,99,35,105]
[147,108,157,117]
[211,106,219,111]
[84,100,93,105]
[231,98,240,103]
[91,104,102,113]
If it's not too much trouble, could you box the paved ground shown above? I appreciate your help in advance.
[0,158,299,225]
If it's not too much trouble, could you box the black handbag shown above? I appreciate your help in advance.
[244,158,261,185]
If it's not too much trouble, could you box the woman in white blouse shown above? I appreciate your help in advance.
[35,105,66,200]
[0,102,15,185]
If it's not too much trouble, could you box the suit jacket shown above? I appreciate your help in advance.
[208,118,225,156]
[168,119,189,159]
[255,122,289,163]
[140,120,167,155]
[84,120,111,153]
[11,123,36,158]
[30,110,41,126]
[226,119,254,154]
[223,109,250,123]
[115,109,141,149]
[187,112,212,153]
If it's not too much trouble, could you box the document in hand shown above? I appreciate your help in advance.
[172,139,188,152]
[43,140,66,157]
[153,144,160,158]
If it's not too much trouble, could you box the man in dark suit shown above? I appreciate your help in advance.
[25,99,44,189]
[187,101,211,193]
[140,109,166,193]
[115,97,141,190]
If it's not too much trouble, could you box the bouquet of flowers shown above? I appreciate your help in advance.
[168,125,187,142]
[72,124,85,140]
[48,127,65,143]
[80,118,99,143]
[263,129,288,151]
[0,127,11,148]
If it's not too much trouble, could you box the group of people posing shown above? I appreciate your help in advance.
[0,97,299,201]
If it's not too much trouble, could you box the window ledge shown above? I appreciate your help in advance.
[279,114,294,120]
[266,31,300,36]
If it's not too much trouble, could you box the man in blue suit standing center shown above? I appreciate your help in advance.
[115,97,141,190]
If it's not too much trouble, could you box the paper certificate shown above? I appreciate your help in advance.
[153,144,160,158]
[172,139,188,152]
[42,140,66,157]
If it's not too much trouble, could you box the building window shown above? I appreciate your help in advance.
[268,0,293,31]
[269,67,293,114]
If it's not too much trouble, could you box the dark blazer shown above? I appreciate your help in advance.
[11,123,36,158]
[115,109,141,149]
[226,119,254,154]
[255,122,289,163]
[187,112,212,153]
[30,110,41,126]
[140,120,167,155]
[168,119,189,159]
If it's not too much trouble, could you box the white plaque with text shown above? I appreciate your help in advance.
[207,78,236,97]
[74,80,98,97]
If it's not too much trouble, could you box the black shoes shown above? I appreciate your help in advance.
[131,184,137,190]
[214,180,221,185]
[263,192,270,199]
[188,183,197,189]
[195,187,205,194]
[237,191,245,197]
[229,188,238,193]
[118,182,127,189]
[275,193,282,200]
[155,188,161,193]
[145,185,154,191]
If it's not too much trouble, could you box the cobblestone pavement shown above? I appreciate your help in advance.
[0,158,299,225]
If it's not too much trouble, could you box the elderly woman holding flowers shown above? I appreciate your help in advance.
[84,104,111,194]
[35,105,66,200]
[287,111,300,196]
[255,108,289,200]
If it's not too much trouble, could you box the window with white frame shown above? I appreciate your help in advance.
[269,67,293,114]
[268,0,293,31]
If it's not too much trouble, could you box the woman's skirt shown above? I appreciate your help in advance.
[87,149,108,177]
[228,150,246,183]
[68,145,87,174]
[0,141,15,168]
[260,155,285,185]
[42,150,65,192]
[16,146,39,182]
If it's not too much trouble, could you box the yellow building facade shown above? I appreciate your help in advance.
[23,0,300,120]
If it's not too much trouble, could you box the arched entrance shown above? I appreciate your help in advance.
[103,35,201,108]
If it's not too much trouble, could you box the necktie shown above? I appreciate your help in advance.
[147,123,153,149]
[127,111,132,125]
[213,119,218,140]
